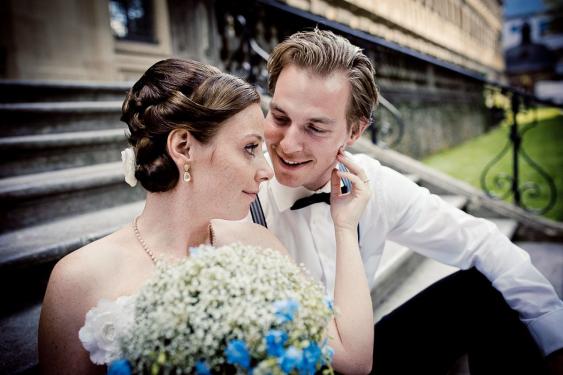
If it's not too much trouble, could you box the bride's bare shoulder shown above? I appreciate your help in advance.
[46,226,133,299]
[210,219,288,255]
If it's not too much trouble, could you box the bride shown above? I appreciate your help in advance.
[38,58,373,374]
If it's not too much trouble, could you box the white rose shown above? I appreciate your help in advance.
[78,295,135,365]
[121,147,137,187]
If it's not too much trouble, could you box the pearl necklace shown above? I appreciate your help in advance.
[132,216,215,264]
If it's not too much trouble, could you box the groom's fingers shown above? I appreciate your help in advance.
[331,168,341,198]
[336,171,368,192]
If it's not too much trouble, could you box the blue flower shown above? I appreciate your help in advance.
[273,299,299,324]
[299,342,322,375]
[225,339,251,369]
[189,246,204,257]
[279,346,302,373]
[265,329,288,357]
[195,360,211,375]
[322,345,335,364]
[324,295,334,311]
[107,359,131,375]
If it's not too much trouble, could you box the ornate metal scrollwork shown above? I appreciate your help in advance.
[218,11,270,94]
[480,92,557,215]
[370,95,405,148]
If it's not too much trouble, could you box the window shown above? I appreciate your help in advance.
[109,0,156,43]
[511,24,521,34]
[540,16,563,36]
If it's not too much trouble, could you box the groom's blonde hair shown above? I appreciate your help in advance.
[267,28,379,131]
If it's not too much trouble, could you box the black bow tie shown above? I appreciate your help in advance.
[290,186,349,210]
[291,192,331,210]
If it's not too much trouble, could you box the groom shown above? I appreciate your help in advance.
[250,29,563,373]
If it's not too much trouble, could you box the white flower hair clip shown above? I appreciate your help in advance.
[121,147,137,187]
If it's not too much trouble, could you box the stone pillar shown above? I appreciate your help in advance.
[1,0,117,81]
[167,0,222,67]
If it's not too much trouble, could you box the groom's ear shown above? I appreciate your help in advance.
[167,129,192,166]
[346,117,369,146]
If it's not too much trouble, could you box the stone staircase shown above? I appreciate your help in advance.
[0,80,145,374]
[0,80,560,374]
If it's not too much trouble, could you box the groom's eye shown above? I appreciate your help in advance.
[273,114,289,125]
[307,124,327,134]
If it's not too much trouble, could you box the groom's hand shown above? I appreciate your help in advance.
[330,150,371,230]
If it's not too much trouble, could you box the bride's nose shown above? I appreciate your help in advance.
[256,158,274,182]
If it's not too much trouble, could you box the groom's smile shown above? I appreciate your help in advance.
[274,149,313,170]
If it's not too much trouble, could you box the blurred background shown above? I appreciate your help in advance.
[0,1,562,374]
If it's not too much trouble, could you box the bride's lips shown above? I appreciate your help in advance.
[243,191,258,199]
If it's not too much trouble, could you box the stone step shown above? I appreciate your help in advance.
[0,201,144,375]
[0,129,129,177]
[0,200,144,273]
[370,194,469,313]
[516,242,563,298]
[374,257,459,322]
[371,241,425,309]
[440,194,468,210]
[0,162,145,233]
[489,218,519,240]
[405,174,420,184]
[0,304,41,375]
[0,101,123,136]
[0,79,131,103]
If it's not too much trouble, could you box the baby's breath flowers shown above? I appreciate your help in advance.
[115,243,334,374]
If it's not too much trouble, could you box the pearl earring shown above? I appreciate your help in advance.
[183,163,191,182]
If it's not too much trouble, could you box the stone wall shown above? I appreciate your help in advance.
[0,0,116,81]
[381,91,488,159]
[282,0,504,80]
[366,45,491,158]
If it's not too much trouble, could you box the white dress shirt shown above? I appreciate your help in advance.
[253,152,563,356]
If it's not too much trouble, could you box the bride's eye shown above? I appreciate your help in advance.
[244,143,259,157]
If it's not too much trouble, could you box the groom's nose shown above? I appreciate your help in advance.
[279,125,303,154]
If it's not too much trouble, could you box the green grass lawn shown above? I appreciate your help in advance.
[422,107,563,222]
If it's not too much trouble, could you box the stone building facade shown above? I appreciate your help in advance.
[1,0,505,158]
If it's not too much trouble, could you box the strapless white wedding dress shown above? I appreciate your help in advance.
[78,295,136,365]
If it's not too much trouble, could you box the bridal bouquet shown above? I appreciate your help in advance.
[105,243,334,374]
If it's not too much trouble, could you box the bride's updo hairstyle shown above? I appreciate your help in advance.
[121,58,260,192]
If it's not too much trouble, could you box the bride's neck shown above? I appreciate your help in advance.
[135,191,212,259]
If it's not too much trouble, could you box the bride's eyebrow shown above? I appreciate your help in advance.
[245,134,264,141]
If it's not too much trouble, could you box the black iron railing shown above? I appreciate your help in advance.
[480,90,558,214]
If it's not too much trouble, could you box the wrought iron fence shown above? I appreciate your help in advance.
[480,89,558,215]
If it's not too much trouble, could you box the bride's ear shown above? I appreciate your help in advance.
[167,129,193,166]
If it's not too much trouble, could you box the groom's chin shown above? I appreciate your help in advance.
[272,169,304,188]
